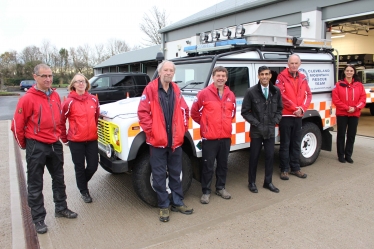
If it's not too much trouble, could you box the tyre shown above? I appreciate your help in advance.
[299,122,322,166]
[370,104,374,116]
[132,148,193,207]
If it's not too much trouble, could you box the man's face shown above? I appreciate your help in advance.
[33,67,53,91]
[213,71,227,89]
[288,55,301,74]
[159,62,175,84]
[258,69,271,87]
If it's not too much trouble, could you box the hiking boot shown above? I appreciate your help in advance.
[55,208,78,219]
[35,221,47,234]
[171,205,194,215]
[200,194,210,204]
[290,170,307,178]
[280,172,289,180]
[215,188,231,199]
[81,193,92,203]
[159,208,170,222]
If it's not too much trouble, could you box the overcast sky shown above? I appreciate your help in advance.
[0,0,223,54]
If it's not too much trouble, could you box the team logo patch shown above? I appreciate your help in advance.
[193,96,198,102]
[18,108,22,114]
[140,95,146,101]
[275,79,279,84]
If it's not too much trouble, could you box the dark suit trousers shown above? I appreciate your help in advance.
[248,136,275,184]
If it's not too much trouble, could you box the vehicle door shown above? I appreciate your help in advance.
[90,76,111,103]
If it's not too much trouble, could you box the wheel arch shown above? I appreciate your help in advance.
[302,110,323,130]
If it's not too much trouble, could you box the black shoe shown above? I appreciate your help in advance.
[81,193,92,203]
[345,157,354,164]
[338,157,346,163]
[263,183,279,193]
[55,208,78,219]
[248,183,258,193]
[35,221,47,234]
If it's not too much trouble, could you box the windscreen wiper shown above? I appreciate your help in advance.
[180,81,204,90]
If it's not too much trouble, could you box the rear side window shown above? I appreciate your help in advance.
[226,67,250,97]
[133,75,148,85]
[113,76,134,86]
[95,77,110,87]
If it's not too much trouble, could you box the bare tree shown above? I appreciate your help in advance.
[40,40,53,66]
[106,39,130,56]
[140,6,169,46]
[20,46,42,64]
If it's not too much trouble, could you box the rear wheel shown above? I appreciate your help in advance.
[370,104,374,116]
[299,122,322,166]
[132,148,193,207]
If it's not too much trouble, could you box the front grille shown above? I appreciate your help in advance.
[98,119,111,145]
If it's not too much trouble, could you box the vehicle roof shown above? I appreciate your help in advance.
[93,72,149,77]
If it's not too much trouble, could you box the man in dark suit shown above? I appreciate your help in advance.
[241,66,283,193]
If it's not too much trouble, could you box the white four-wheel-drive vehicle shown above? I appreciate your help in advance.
[97,21,337,206]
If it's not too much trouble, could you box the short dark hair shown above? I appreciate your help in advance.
[258,66,270,74]
[212,66,228,77]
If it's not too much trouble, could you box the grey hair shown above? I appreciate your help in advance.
[157,60,175,74]
[288,54,301,63]
[34,64,51,75]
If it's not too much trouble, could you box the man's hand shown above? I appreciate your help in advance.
[293,107,303,117]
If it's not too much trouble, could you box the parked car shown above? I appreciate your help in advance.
[88,72,150,104]
[20,80,35,91]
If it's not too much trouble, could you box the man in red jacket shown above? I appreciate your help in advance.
[276,54,311,180]
[11,64,77,234]
[191,66,236,204]
[138,60,193,222]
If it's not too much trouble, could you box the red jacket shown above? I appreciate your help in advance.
[332,79,366,117]
[276,68,312,116]
[60,91,100,143]
[11,87,61,148]
[191,83,236,139]
[137,78,189,149]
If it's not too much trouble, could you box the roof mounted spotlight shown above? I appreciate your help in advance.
[222,28,232,39]
[235,24,246,37]
[211,30,220,40]
[200,32,209,43]
[300,19,310,28]
[292,37,303,46]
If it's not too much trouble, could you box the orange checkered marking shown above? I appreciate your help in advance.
[188,117,193,129]
[231,134,236,145]
[236,122,245,133]
[245,132,251,143]
[309,102,314,109]
[193,128,201,140]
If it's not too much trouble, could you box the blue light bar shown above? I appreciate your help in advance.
[184,45,197,52]
[215,39,247,46]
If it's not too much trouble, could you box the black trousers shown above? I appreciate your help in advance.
[248,137,275,184]
[69,140,98,194]
[201,138,231,194]
[279,117,302,172]
[336,116,359,160]
[25,139,67,223]
[149,146,184,208]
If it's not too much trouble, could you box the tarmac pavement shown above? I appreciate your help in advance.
[1,108,374,249]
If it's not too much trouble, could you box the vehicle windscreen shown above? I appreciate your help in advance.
[173,63,211,90]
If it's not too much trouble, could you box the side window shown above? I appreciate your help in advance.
[94,77,110,88]
[134,75,148,85]
[113,76,134,87]
[226,67,250,97]
[268,67,286,85]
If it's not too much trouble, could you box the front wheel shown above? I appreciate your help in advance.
[132,148,193,207]
[299,122,322,167]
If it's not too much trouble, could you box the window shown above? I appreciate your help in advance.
[134,75,148,85]
[226,67,250,97]
[95,77,110,88]
[113,76,134,87]
[268,67,286,85]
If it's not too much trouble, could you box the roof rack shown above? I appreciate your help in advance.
[184,21,332,54]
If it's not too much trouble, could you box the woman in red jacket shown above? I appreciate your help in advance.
[60,73,100,203]
[332,65,366,164]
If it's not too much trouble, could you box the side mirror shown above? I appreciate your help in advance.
[91,83,98,88]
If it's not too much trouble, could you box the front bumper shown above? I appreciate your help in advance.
[98,151,129,173]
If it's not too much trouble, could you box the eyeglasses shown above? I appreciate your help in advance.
[74,80,86,84]
[37,74,53,79]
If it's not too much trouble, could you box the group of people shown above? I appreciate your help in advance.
[12,64,100,234]
[137,55,367,222]
[12,55,367,231]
